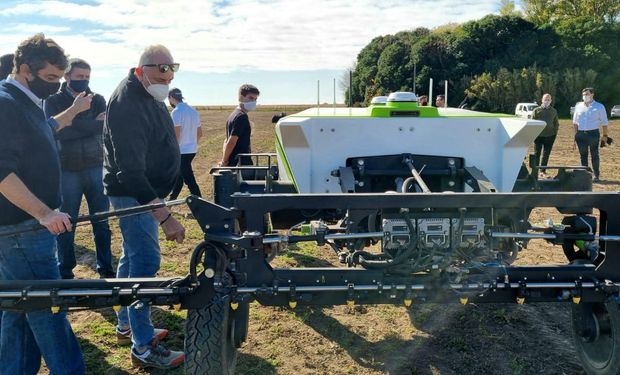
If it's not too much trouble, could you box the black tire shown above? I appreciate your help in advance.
[572,302,620,375]
[185,294,238,375]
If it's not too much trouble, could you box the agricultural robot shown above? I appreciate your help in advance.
[1,92,619,375]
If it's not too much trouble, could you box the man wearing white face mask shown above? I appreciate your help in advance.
[219,83,260,167]
[532,93,559,172]
[102,44,185,369]
[573,87,609,182]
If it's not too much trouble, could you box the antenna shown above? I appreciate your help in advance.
[317,80,320,114]
[429,78,433,107]
[348,70,353,107]
[413,62,417,94]
[333,78,336,113]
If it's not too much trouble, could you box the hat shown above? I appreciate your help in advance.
[168,88,183,101]
[600,136,614,148]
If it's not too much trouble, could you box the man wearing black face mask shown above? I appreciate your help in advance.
[0,33,87,375]
[45,58,113,280]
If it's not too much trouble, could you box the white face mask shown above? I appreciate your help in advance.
[241,100,257,111]
[143,73,169,102]
[543,100,551,107]
[583,95,592,103]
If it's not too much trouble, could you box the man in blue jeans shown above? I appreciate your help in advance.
[573,87,609,182]
[46,58,114,279]
[0,33,91,375]
[103,44,185,369]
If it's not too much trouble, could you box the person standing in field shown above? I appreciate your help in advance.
[435,94,446,108]
[573,87,608,182]
[532,93,559,172]
[0,33,88,375]
[103,44,185,369]
[167,87,202,200]
[219,84,260,167]
[45,58,115,279]
[0,53,14,79]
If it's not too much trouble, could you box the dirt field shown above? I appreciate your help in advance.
[61,106,620,375]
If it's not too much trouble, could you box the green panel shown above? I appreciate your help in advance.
[275,134,299,192]
[368,101,439,118]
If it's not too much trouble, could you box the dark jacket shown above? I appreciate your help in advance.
[532,105,559,138]
[0,81,61,225]
[45,82,106,171]
[103,69,180,204]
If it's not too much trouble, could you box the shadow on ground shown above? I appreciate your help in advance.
[297,302,586,375]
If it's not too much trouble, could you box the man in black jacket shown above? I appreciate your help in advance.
[45,58,114,279]
[103,44,185,369]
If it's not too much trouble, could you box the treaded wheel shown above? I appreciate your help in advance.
[185,294,238,375]
[572,302,620,375]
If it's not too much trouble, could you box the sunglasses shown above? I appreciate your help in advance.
[142,63,180,73]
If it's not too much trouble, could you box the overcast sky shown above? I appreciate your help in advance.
[0,0,518,104]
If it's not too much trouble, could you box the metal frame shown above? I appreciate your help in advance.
[1,188,619,313]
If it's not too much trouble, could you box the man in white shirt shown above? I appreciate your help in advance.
[573,87,609,182]
[168,88,202,199]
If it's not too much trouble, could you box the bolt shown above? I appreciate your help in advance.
[224,224,229,229]
[399,127,403,131]
[358,181,364,187]
[409,127,414,131]
[320,128,324,132]
[331,128,335,132]
[448,159,455,166]
[357,159,365,166]
[205,224,210,229]
[205,268,215,278]
[448,181,455,187]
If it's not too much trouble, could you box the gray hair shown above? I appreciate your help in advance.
[138,45,172,66]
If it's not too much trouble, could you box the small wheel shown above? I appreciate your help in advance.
[185,294,238,375]
[572,302,620,375]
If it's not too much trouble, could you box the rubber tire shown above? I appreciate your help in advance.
[572,302,620,375]
[185,294,238,375]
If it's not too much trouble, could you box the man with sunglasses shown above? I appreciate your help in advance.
[103,44,185,370]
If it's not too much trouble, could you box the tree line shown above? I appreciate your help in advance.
[345,0,620,115]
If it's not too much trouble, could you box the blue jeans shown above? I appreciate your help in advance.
[575,129,600,178]
[109,196,160,349]
[0,222,85,375]
[57,167,113,278]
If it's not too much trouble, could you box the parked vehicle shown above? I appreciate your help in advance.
[611,105,620,118]
[515,102,538,118]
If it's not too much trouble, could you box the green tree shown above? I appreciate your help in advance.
[523,0,620,24]
[500,0,520,16]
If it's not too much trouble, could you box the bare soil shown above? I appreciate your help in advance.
[60,108,620,375]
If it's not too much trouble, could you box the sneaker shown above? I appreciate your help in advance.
[593,177,601,183]
[131,342,185,369]
[117,327,169,346]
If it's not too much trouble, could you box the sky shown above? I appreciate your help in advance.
[0,0,517,105]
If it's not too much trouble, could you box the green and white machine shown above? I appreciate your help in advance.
[274,92,549,194]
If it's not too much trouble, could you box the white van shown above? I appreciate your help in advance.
[515,103,538,118]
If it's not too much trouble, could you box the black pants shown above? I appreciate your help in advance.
[575,129,600,178]
[533,134,556,167]
[169,153,202,200]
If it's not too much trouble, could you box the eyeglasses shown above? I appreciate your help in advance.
[142,63,180,73]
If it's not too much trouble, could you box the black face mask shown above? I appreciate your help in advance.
[27,74,60,99]
[68,79,89,93]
